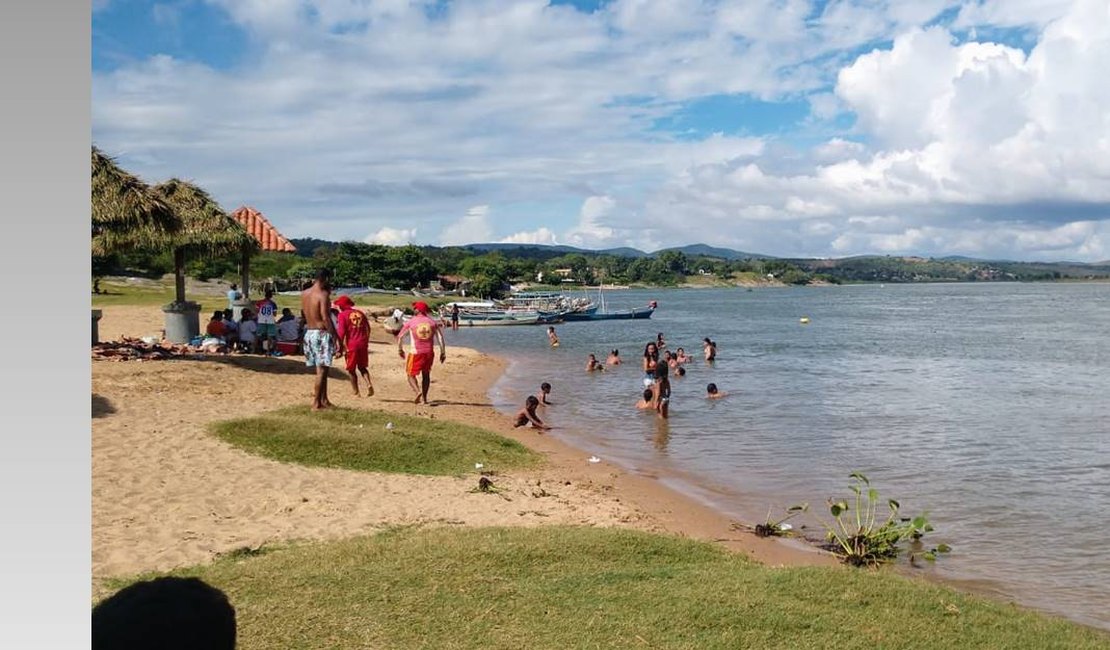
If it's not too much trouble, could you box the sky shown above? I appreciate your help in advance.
[92,0,1110,261]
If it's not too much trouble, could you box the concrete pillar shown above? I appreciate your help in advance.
[92,309,103,346]
[163,301,202,344]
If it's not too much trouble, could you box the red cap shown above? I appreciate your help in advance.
[412,301,430,314]
[334,295,355,309]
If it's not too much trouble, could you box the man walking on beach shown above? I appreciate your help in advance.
[301,269,344,410]
[335,295,374,397]
[397,301,446,404]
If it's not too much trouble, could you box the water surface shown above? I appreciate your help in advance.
[449,283,1110,629]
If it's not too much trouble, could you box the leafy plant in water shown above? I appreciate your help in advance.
[816,472,948,566]
[754,503,808,537]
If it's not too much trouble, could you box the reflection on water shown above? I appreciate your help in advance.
[459,283,1110,630]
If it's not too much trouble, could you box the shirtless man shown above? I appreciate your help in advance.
[301,269,344,410]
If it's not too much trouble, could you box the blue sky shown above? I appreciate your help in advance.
[92,0,1110,261]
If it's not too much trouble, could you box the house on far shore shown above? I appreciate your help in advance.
[436,274,471,293]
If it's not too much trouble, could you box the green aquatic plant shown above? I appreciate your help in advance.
[817,472,947,566]
[753,503,809,537]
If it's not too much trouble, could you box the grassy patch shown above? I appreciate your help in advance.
[210,406,540,476]
[104,526,1109,650]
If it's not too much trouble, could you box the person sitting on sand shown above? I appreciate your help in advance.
[513,395,549,430]
[335,294,374,397]
[703,337,717,362]
[675,347,690,364]
[205,310,227,340]
[606,349,621,365]
[277,308,300,342]
[652,363,671,419]
[706,383,726,399]
[547,326,560,347]
[221,309,239,348]
[586,353,604,372]
[540,382,554,406]
[636,387,654,409]
[238,308,258,353]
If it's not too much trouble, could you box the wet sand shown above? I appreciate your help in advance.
[92,305,834,591]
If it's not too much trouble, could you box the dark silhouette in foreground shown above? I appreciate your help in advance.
[92,576,236,650]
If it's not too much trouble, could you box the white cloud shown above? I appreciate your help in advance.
[92,0,1110,261]
[365,226,417,245]
[438,205,493,246]
[564,196,618,248]
[499,228,559,245]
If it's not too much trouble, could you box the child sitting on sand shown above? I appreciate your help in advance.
[636,388,654,409]
[706,383,726,399]
[513,395,549,430]
[238,308,258,353]
[540,382,553,406]
[586,353,604,372]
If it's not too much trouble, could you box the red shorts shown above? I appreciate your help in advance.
[344,346,368,373]
[405,352,434,377]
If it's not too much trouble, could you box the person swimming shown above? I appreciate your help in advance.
[636,388,654,409]
[606,349,621,365]
[586,353,604,372]
[706,382,726,398]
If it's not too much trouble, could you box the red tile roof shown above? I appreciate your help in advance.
[229,206,297,253]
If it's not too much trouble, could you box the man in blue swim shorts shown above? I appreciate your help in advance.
[301,269,344,410]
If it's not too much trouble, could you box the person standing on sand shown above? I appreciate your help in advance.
[226,284,241,310]
[255,289,279,356]
[301,269,344,410]
[335,295,374,398]
[396,301,446,404]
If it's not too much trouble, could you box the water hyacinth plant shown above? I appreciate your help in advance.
[753,503,809,537]
[816,472,949,566]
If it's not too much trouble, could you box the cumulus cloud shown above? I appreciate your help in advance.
[365,226,417,245]
[439,205,493,246]
[92,0,1110,261]
[499,228,559,245]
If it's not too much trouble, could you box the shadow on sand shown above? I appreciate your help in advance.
[203,354,348,380]
[92,394,117,418]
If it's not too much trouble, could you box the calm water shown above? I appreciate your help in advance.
[448,283,1110,630]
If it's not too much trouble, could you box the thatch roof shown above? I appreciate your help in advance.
[230,206,297,253]
[91,146,180,256]
[154,179,258,258]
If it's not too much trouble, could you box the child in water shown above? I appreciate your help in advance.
[652,364,671,419]
[706,383,727,399]
[586,353,604,372]
[606,349,622,365]
[513,395,549,430]
[547,326,560,347]
[636,388,654,410]
[540,382,553,406]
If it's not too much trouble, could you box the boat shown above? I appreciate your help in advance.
[561,288,657,321]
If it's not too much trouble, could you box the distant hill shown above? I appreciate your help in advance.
[655,243,773,260]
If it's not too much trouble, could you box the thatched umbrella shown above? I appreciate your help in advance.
[153,179,259,306]
[91,146,179,256]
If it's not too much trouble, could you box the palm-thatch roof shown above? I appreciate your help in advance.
[154,179,259,258]
[91,146,180,256]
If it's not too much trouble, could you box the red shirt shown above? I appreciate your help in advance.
[337,307,370,349]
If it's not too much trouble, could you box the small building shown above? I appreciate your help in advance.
[229,206,297,298]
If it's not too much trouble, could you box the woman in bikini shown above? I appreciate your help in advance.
[642,341,659,385]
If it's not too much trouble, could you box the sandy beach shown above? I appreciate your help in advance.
[92,305,833,592]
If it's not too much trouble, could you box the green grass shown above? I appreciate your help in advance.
[92,280,417,312]
[103,526,1110,650]
[210,406,540,476]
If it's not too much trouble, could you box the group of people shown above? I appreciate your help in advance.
[299,269,446,410]
[201,289,302,354]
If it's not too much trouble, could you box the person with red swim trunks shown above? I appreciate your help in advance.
[396,301,446,404]
[335,295,374,397]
